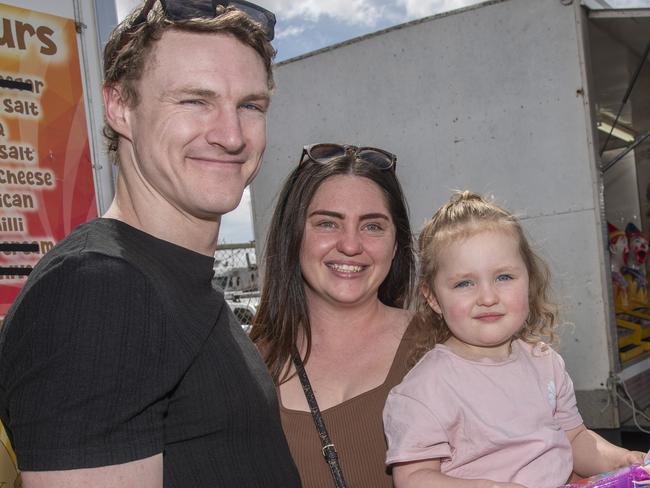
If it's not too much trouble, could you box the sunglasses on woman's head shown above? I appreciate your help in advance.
[299,143,397,171]
[133,0,276,40]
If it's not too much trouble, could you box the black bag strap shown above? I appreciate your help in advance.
[293,352,348,488]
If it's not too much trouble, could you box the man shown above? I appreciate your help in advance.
[0,1,301,486]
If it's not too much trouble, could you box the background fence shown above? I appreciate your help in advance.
[214,242,259,327]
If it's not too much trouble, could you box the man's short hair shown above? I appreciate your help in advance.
[102,3,276,160]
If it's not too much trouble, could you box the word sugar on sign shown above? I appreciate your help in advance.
[0,3,97,317]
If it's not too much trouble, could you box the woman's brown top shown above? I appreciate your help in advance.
[279,322,417,488]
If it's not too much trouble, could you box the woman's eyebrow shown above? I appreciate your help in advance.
[308,210,344,219]
[359,213,390,221]
[307,211,390,221]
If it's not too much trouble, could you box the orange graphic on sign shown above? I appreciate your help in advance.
[0,3,97,316]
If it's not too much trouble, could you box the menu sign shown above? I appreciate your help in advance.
[0,3,97,316]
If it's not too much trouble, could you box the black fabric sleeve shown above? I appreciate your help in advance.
[2,253,168,471]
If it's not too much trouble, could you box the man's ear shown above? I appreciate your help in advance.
[102,84,132,141]
[421,283,442,315]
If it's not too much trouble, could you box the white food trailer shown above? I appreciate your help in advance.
[251,0,650,432]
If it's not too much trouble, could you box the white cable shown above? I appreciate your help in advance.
[619,380,650,422]
[600,385,612,414]
[615,379,650,434]
[615,391,650,428]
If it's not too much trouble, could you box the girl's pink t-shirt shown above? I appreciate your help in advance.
[383,339,583,488]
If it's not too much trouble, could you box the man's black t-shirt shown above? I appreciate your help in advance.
[0,218,300,487]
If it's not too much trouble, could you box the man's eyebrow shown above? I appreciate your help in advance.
[164,87,217,99]
[241,91,271,105]
[164,87,270,100]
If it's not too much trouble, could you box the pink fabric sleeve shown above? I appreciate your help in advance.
[383,391,451,465]
[551,351,584,431]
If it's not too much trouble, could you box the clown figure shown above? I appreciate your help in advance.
[608,223,629,310]
[626,223,649,271]
[622,222,649,305]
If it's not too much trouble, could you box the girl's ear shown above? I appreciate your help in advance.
[421,283,442,315]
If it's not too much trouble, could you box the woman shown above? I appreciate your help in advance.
[250,143,416,487]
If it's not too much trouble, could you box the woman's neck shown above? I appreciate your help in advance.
[303,296,390,349]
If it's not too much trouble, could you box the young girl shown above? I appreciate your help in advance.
[383,191,647,488]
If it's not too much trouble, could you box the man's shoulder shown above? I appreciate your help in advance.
[7,220,157,318]
[53,218,152,258]
[27,221,121,278]
[34,218,160,277]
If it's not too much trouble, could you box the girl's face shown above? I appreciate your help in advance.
[425,229,530,360]
[299,174,396,309]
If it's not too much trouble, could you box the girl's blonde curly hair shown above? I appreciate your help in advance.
[410,191,558,364]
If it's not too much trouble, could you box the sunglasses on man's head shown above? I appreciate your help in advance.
[134,0,276,40]
[299,143,397,171]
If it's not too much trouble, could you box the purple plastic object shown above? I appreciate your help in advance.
[559,464,650,487]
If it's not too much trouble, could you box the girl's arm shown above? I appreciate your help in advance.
[392,458,526,488]
[567,424,646,477]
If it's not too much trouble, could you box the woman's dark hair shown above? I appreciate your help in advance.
[250,155,415,383]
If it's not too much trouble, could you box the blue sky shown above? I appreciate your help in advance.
[261,0,485,62]
[115,0,650,243]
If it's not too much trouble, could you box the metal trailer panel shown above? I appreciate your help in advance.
[74,0,115,214]
[253,0,614,409]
